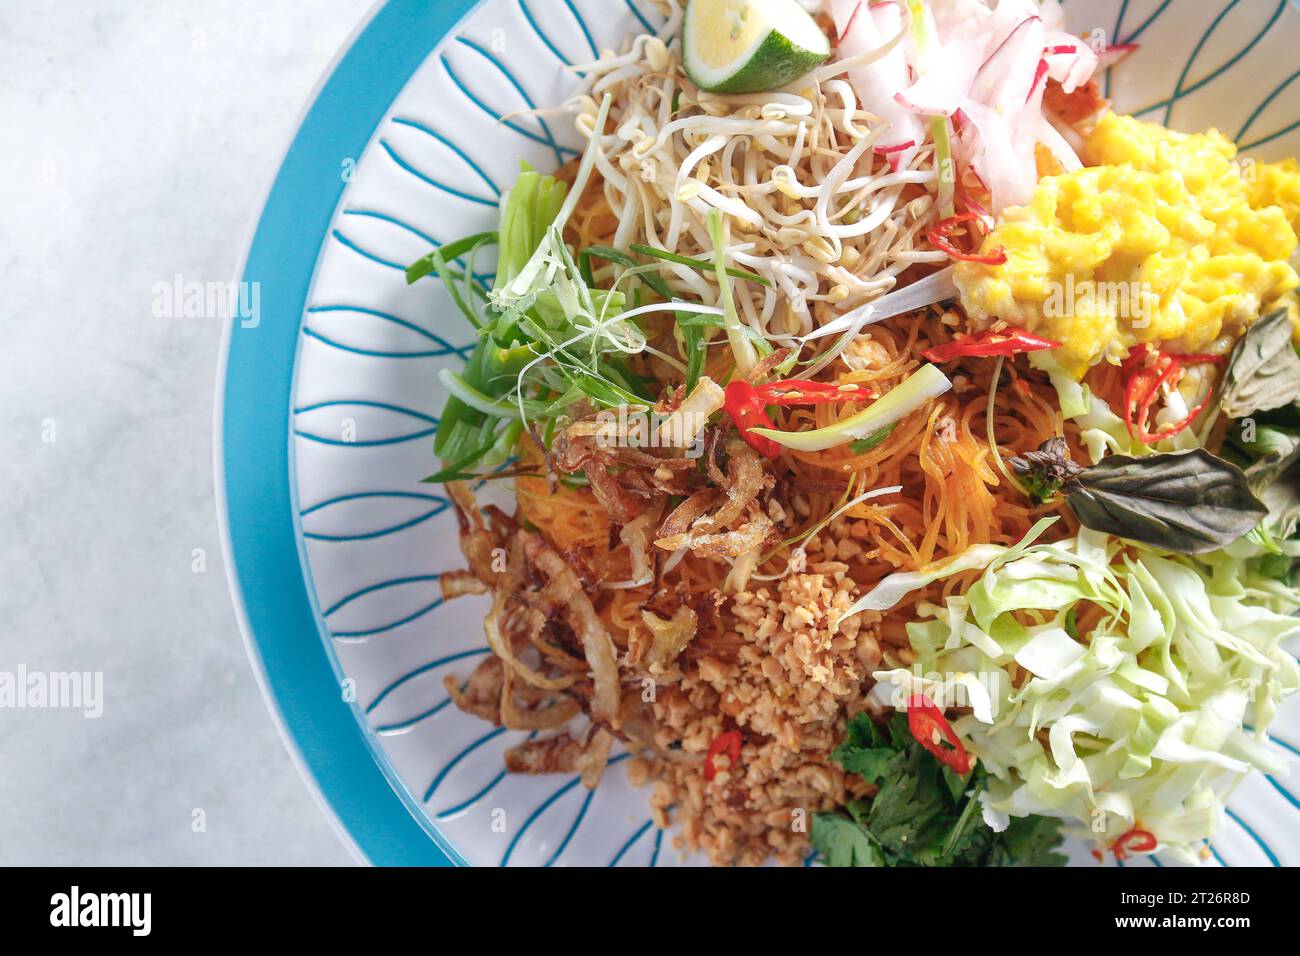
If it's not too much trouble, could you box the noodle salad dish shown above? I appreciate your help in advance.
[406,0,1300,866]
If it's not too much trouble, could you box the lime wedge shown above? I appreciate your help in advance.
[682,0,830,94]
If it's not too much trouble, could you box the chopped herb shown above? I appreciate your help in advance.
[810,810,884,867]
[812,713,1067,868]
[409,120,666,484]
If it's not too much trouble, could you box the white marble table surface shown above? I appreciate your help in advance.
[0,0,376,865]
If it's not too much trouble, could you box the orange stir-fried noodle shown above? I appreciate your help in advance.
[518,311,1077,650]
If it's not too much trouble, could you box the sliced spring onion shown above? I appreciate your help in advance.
[429,237,495,330]
[406,231,498,285]
[674,308,773,357]
[680,315,707,394]
[439,369,545,419]
[628,243,772,287]
[849,423,897,454]
[497,94,612,304]
[931,115,956,220]
[481,420,524,469]
[750,364,952,452]
[706,209,759,378]
[498,169,568,287]
[579,245,675,300]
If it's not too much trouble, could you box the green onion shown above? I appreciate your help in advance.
[751,364,952,452]
[680,314,706,395]
[439,369,544,419]
[628,243,772,288]
[406,231,498,285]
[674,309,773,356]
[497,167,568,287]
[849,423,897,454]
[414,95,674,477]
[707,210,760,378]
[932,116,956,221]
[422,456,493,484]
[481,420,524,470]
[579,245,675,299]
[498,95,612,303]
[428,239,493,330]
[427,422,496,479]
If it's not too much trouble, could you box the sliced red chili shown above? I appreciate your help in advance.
[906,694,972,774]
[704,730,742,781]
[922,325,1061,363]
[927,212,1008,265]
[1112,828,1157,860]
[1122,344,1225,444]
[754,379,872,406]
[723,379,782,459]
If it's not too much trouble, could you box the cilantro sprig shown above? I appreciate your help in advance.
[811,713,1067,867]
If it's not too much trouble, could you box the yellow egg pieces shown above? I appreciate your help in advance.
[1248,157,1300,236]
[955,112,1300,375]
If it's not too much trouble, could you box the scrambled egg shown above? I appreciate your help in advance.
[1249,157,1300,234]
[955,112,1300,375]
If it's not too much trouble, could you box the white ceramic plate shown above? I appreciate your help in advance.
[220,0,1300,867]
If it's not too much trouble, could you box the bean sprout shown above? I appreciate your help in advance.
[562,0,943,352]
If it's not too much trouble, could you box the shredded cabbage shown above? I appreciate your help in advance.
[1028,352,1206,464]
[868,523,1300,862]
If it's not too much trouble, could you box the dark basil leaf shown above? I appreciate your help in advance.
[1065,449,1267,554]
[1241,426,1300,491]
[1230,426,1300,538]
[1260,479,1300,540]
[1256,460,1300,540]
[1220,308,1300,419]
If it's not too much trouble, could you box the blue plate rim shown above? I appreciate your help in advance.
[215,0,485,867]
